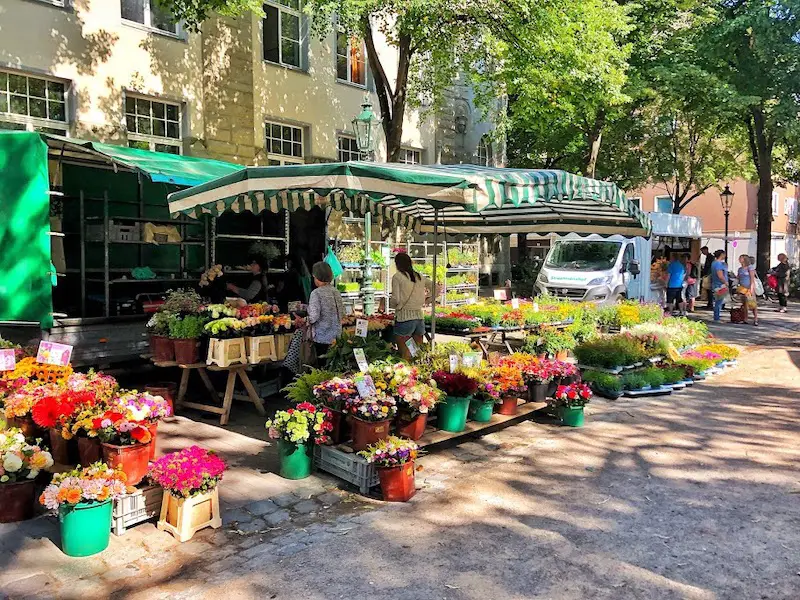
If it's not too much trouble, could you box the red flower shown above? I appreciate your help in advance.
[296,402,316,413]
[130,426,152,444]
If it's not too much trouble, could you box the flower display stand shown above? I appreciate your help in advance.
[112,483,163,536]
[245,335,277,364]
[156,487,222,542]
[274,333,292,361]
[206,338,247,368]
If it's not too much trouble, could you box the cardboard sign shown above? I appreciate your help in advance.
[511,298,520,309]
[353,348,369,373]
[405,338,419,357]
[344,304,354,316]
[493,288,508,300]
[288,301,302,313]
[354,374,377,399]
[36,341,72,366]
[462,352,482,368]
[355,319,369,338]
[449,354,459,373]
[0,349,16,372]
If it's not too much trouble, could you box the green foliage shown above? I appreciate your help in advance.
[282,369,338,405]
[336,282,361,293]
[638,367,665,388]
[523,326,575,356]
[324,331,394,373]
[152,0,263,32]
[168,315,206,339]
[574,335,646,368]
[336,245,365,266]
[621,372,648,391]
[369,249,387,269]
[582,370,623,394]
[658,366,686,385]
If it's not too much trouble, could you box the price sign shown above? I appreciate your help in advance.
[532,301,539,313]
[288,301,302,313]
[449,354,459,373]
[466,297,477,305]
[462,352,481,368]
[355,319,369,338]
[36,341,72,366]
[0,349,16,371]
[511,298,520,309]
[354,374,377,399]
[353,348,369,373]
[405,338,419,357]
[493,289,509,300]
[344,304,354,316]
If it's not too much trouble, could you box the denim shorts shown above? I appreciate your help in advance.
[394,319,425,337]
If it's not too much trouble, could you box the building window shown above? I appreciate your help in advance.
[336,32,366,86]
[263,0,302,69]
[0,70,67,134]
[125,95,182,154]
[772,190,780,216]
[398,148,421,165]
[476,136,492,166]
[627,197,642,210]
[337,135,361,162]
[121,0,179,35]
[789,199,798,225]
[266,121,304,164]
[655,195,673,214]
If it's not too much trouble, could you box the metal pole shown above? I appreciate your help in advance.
[430,209,439,345]
[362,210,375,315]
[103,190,110,318]
[724,209,729,259]
[79,190,86,317]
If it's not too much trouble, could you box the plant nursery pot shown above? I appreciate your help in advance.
[49,429,79,466]
[468,398,494,423]
[145,382,176,417]
[529,382,548,403]
[157,487,222,542]
[173,338,200,365]
[0,480,36,523]
[277,439,312,480]
[6,416,46,442]
[58,499,113,557]
[555,350,569,361]
[497,396,519,416]
[437,396,471,433]
[547,381,558,398]
[560,406,585,428]
[77,437,102,465]
[151,335,174,362]
[101,441,152,486]
[329,410,351,445]
[147,422,158,461]
[350,418,391,452]
[395,413,427,441]
[377,462,416,502]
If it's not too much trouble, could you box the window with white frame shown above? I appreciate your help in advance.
[337,135,361,162]
[789,198,798,224]
[121,0,180,35]
[336,32,366,86]
[0,70,68,134]
[266,121,304,164]
[398,148,421,165]
[263,0,302,69]
[772,190,780,216]
[125,95,182,154]
[627,197,642,210]
[654,195,673,213]
[476,135,491,166]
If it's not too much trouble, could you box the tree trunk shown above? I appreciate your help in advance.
[584,110,605,178]
[756,166,773,279]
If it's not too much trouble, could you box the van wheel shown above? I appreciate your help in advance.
[610,294,624,304]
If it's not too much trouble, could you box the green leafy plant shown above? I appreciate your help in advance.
[369,249,387,268]
[161,289,203,315]
[337,282,361,293]
[574,335,647,368]
[336,245,365,266]
[282,369,338,405]
[639,367,665,388]
[168,315,207,339]
[658,366,686,385]
[530,326,576,356]
[621,372,648,391]
[324,331,394,372]
[582,370,623,394]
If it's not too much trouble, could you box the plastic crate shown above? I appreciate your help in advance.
[112,483,163,536]
[84,221,141,242]
[314,445,378,494]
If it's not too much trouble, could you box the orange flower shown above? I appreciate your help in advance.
[96,487,109,502]
[65,488,82,504]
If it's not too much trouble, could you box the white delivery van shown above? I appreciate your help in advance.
[534,212,702,304]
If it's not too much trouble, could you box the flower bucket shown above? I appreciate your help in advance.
[102,442,152,486]
[0,480,36,523]
[547,381,558,398]
[145,383,176,417]
[49,429,79,466]
[173,338,199,365]
[350,418,391,452]
[147,422,158,461]
[468,398,494,423]
[377,462,416,502]
[497,396,519,416]
[277,439,312,480]
[560,406,585,427]
[151,335,174,362]
[329,410,351,445]
[58,499,113,557]
[529,382,549,403]
[77,437,102,465]
[395,413,427,440]
[7,416,45,442]
[555,350,569,361]
[437,396,471,433]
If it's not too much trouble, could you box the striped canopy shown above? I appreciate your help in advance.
[167,162,649,235]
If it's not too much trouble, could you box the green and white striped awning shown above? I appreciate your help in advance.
[167,162,649,235]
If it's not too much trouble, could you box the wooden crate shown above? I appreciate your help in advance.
[207,338,247,367]
[112,483,163,536]
[245,335,277,364]
[274,332,293,361]
[157,487,222,542]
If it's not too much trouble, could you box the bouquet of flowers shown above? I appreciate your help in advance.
[431,371,478,398]
[240,315,275,336]
[3,381,62,420]
[0,428,53,483]
[39,462,127,510]
[682,349,722,362]
[93,410,152,446]
[369,362,418,395]
[266,402,333,445]
[204,318,247,338]
[312,377,359,411]
[492,365,527,397]
[273,314,294,331]
[547,360,578,380]
[31,390,86,430]
[237,303,278,318]
[358,436,418,468]
[396,382,442,416]
[0,376,30,403]
[199,264,224,288]
[549,383,593,408]
[344,391,398,422]
[650,258,669,284]
[147,446,227,498]
[66,371,118,402]
[112,391,171,423]
[200,304,239,319]
[69,403,109,439]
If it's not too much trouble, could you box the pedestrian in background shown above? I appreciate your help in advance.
[683,253,698,313]
[711,249,729,322]
[700,246,713,309]
[736,255,759,326]
[770,253,791,313]
[666,254,687,316]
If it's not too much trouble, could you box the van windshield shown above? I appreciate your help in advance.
[545,241,622,271]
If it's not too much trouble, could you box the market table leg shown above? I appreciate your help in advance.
[238,369,267,416]
[197,367,219,402]
[478,338,490,358]
[175,368,190,411]
[219,370,237,426]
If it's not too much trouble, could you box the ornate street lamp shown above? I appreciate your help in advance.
[720,184,735,258]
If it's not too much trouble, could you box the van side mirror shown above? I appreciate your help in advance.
[628,260,641,276]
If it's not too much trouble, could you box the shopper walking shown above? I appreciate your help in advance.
[305,261,344,364]
[736,255,759,326]
[666,254,687,315]
[683,253,698,313]
[390,252,434,359]
[700,246,714,309]
[711,249,729,322]
[770,253,791,313]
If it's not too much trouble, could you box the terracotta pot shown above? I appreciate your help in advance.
[555,350,569,361]
[377,462,416,502]
[328,410,351,445]
[77,437,102,465]
[145,383,176,417]
[101,442,152,486]
[0,480,36,523]
[6,416,46,442]
[350,418,391,452]
[497,396,519,416]
[173,338,199,365]
[151,336,174,362]
[146,422,158,461]
[395,413,427,441]
[49,429,79,466]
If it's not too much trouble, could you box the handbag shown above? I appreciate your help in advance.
[754,276,764,297]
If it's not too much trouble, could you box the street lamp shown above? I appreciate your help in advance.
[720,184,735,258]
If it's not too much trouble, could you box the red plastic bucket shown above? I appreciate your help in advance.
[497,396,519,416]
[101,442,152,485]
[146,422,158,461]
[377,462,416,502]
[395,414,427,441]
[351,419,390,452]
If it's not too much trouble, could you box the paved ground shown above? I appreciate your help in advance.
[1,303,798,599]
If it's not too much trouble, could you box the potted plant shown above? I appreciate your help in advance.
[146,311,175,362]
[467,368,500,423]
[0,429,53,523]
[113,390,172,461]
[344,389,398,452]
[311,376,359,444]
[204,317,248,367]
[149,445,226,542]
[69,403,108,465]
[581,370,623,400]
[431,371,478,433]
[536,327,576,360]
[493,365,527,416]
[31,390,89,465]
[394,382,442,439]
[524,361,554,403]
[168,314,206,365]
[95,410,153,485]
[266,402,333,479]
[39,462,127,557]
[359,436,419,502]
[548,383,593,427]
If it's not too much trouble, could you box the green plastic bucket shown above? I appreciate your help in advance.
[278,439,312,479]
[58,499,112,557]
[561,406,585,427]
[437,396,471,432]
[468,398,494,423]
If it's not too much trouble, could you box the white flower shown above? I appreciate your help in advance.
[0,475,8,483]
[3,454,23,473]
[12,433,25,444]
[26,469,38,480]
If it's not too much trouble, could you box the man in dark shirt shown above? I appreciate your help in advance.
[700,246,713,309]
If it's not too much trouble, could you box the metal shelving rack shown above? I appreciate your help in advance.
[211,210,290,275]
[405,240,480,306]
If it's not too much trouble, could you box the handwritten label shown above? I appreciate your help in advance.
[449,354,459,373]
[353,348,369,373]
[0,349,16,371]
[462,352,482,368]
[405,338,419,357]
[511,298,520,309]
[354,374,377,399]
[344,304,354,316]
[355,319,369,338]
[288,301,302,313]
[36,341,72,366]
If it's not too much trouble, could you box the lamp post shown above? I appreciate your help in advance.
[720,184,735,259]
[352,96,382,315]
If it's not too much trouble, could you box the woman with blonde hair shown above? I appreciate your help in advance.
[736,255,759,326]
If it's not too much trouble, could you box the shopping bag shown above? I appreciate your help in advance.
[754,276,764,297]
[324,246,344,279]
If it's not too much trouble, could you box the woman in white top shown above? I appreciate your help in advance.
[390,252,434,359]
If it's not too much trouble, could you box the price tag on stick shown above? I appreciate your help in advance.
[511,298,520,309]
[0,349,16,372]
[36,341,72,366]
[462,352,481,368]
[405,338,419,357]
[354,374,377,399]
[353,348,369,373]
[449,354,459,373]
[355,319,369,338]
